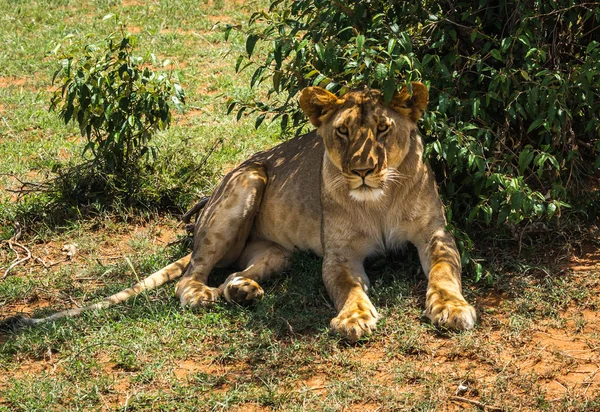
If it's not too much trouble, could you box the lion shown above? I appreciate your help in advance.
[3,82,476,341]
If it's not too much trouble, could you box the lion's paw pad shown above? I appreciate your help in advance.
[223,276,264,305]
[175,278,220,308]
[330,304,378,343]
[425,295,476,331]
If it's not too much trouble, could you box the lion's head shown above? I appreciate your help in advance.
[299,82,428,202]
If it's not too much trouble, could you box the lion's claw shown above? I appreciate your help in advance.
[424,292,476,330]
[175,278,220,308]
[330,302,379,343]
[222,276,264,305]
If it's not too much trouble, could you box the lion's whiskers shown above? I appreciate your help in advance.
[383,168,410,189]
[326,172,348,193]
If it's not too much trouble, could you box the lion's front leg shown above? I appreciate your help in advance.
[323,257,379,342]
[418,229,476,330]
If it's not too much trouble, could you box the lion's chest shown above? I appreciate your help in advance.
[358,210,416,256]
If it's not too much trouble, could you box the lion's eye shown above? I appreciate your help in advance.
[336,126,349,137]
[377,123,390,133]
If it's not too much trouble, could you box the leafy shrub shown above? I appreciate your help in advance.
[229,0,600,237]
[50,21,185,186]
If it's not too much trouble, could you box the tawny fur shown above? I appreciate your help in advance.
[4,82,476,341]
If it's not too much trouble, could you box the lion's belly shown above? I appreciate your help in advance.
[253,198,323,255]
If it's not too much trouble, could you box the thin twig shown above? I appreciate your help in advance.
[167,237,187,247]
[3,242,32,278]
[583,368,599,396]
[181,137,223,184]
[2,223,32,278]
[34,256,49,269]
[553,379,568,393]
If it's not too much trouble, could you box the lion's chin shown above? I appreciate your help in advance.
[348,187,384,202]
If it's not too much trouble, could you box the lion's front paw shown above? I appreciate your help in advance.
[330,302,379,343]
[425,291,476,331]
[175,277,220,308]
[222,276,264,305]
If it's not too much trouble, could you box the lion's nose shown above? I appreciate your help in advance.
[351,166,375,178]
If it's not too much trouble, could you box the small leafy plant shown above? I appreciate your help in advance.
[50,23,185,178]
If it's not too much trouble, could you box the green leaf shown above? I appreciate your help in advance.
[374,63,387,81]
[236,106,246,120]
[497,206,511,224]
[356,35,365,53]
[387,38,396,55]
[547,202,557,219]
[527,118,545,134]
[246,34,259,57]
[382,78,396,103]
[273,71,282,92]
[255,113,266,129]
[490,49,503,62]
[174,83,184,100]
[518,147,534,175]
[472,99,479,117]
[314,43,325,62]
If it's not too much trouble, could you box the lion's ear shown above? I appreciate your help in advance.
[299,87,342,127]
[390,82,429,122]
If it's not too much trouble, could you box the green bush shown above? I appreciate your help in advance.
[230,0,600,236]
[50,21,185,184]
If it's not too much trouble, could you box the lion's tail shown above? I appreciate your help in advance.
[1,253,192,331]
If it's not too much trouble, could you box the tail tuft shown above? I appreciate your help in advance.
[0,315,34,332]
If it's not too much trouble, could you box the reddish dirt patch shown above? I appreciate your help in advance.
[207,15,235,24]
[122,0,144,6]
[0,77,28,88]
[127,26,143,34]
[476,291,506,308]
[524,328,600,398]
[0,219,182,320]
[567,242,600,271]
[196,85,221,97]
[0,298,55,319]
[297,373,329,395]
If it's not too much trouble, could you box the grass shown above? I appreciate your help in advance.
[1,0,600,411]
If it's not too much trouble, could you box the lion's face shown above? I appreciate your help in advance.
[299,83,428,202]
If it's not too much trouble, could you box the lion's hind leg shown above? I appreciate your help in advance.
[220,239,291,305]
[175,164,268,308]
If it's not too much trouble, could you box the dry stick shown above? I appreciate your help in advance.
[1,223,54,277]
[2,223,32,278]
[583,368,599,396]
[2,174,53,200]
[3,241,31,278]
[34,256,49,269]
[449,396,503,412]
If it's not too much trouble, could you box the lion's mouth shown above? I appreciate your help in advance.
[348,185,384,202]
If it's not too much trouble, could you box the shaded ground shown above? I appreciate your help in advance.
[1,222,600,410]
